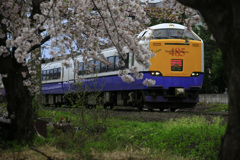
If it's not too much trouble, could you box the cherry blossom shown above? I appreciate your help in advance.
[143,78,156,86]
[0,0,203,95]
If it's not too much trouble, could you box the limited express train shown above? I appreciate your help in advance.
[41,23,204,111]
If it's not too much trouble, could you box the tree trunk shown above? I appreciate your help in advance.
[176,0,240,159]
[31,47,42,117]
[2,70,34,141]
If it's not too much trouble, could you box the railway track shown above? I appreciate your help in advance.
[107,106,229,123]
[112,105,229,116]
[41,104,228,123]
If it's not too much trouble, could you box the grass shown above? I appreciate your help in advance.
[207,103,229,112]
[0,102,7,114]
[87,116,226,160]
[0,106,227,160]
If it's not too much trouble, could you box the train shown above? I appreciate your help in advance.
[3,23,205,111]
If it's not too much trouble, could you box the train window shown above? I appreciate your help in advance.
[89,60,95,73]
[53,68,58,79]
[95,61,101,73]
[107,56,114,71]
[142,31,147,37]
[114,56,120,70]
[171,59,183,71]
[153,29,199,40]
[153,29,169,39]
[83,62,87,74]
[42,70,46,81]
[49,69,53,80]
[46,70,49,80]
[100,62,107,72]
[78,62,84,75]
[182,30,199,40]
[132,54,135,66]
[168,29,184,39]
[57,67,61,79]
[41,71,43,80]
[121,53,129,69]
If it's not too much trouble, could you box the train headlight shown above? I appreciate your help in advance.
[150,71,162,76]
[191,72,201,77]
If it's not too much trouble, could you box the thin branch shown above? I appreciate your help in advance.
[28,35,51,53]
[91,0,122,56]
[106,0,121,44]
[30,147,54,160]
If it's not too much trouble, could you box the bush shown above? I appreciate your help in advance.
[38,105,110,153]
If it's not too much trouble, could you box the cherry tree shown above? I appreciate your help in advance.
[0,0,154,141]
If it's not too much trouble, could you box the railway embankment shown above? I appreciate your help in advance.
[0,102,228,159]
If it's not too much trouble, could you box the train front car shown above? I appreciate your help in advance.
[143,23,204,111]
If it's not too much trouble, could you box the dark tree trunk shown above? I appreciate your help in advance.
[2,70,34,141]
[0,0,49,142]
[177,0,240,159]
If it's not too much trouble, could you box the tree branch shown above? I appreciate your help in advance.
[30,147,53,160]
[91,0,122,55]
[30,0,43,22]
[28,35,51,53]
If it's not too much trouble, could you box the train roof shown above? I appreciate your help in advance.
[41,58,74,70]
[149,23,185,30]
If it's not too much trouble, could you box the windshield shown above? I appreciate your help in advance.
[153,29,199,40]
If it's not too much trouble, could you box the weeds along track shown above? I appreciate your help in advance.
[45,105,228,123]
[108,107,228,123]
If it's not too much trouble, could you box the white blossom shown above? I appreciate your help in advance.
[0,0,199,95]
[136,73,144,80]
[118,69,128,77]
[21,72,27,78]
[117,60,125,67]
[23,80,31,86]
[121,75,135,83]
[63,60,71,68]
[143,79,156,86]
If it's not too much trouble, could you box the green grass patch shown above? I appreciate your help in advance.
[207,103,229,112]
[87,116,226,160]
[30,109,228,159]
[0,102,7,114]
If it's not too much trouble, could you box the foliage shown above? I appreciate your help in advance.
[0,103,7,115]
[193,25,226,93]
[146,7,184,26]
[32,95,43,118]
[38,106,109,152]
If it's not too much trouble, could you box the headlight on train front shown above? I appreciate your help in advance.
[150,71,162,76]
[191,72,201,77]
